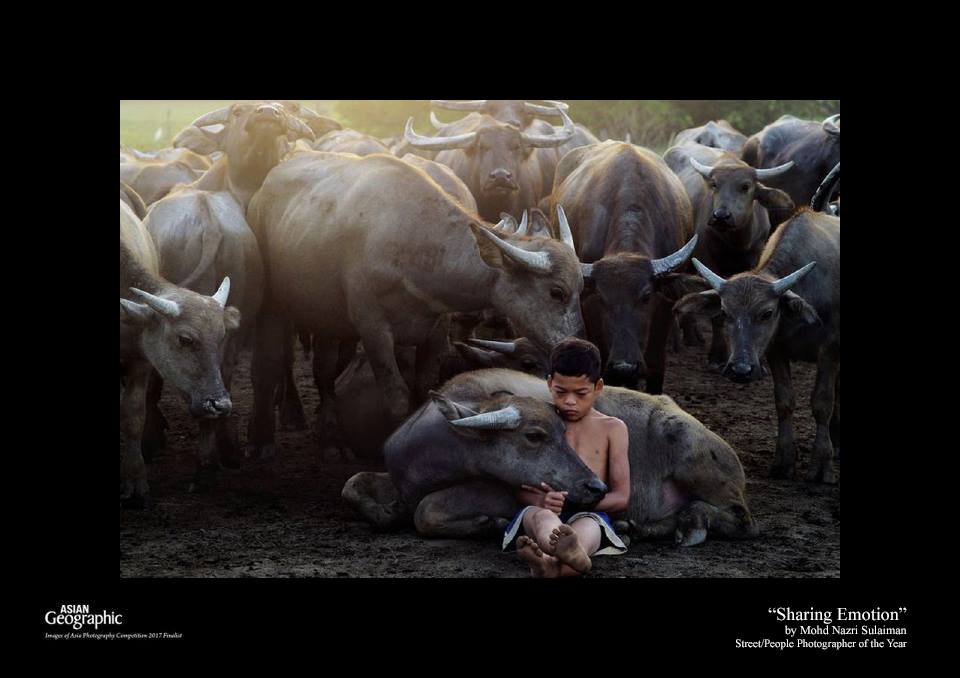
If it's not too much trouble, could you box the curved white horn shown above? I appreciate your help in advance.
[431,100,488,111]
[520,109,576,148]
[651,235,698,277]
[449,405,522,430]
[556,205,576,252]
[473,224,552,273]
[515,210,529,236]
[691,258,726,291]
[755,160,795,181]
[429,111,446,130]
[404,117,476,151]
[524,102,565,117]
[467,338,518,354]
[823,114,840,126]
[770,262,817,295]
[212,277,231,308]
[689,156,715,179]
[130,288,181,318]
[191,107,232,128]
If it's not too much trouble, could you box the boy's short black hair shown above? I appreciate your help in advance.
[549,337,602,383]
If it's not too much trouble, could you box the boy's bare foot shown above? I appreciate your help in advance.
[516,536,559,578]
[549,525,592,574]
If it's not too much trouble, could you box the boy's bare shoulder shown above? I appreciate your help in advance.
[591,410,628,433]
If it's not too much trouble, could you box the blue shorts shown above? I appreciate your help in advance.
[502,506,628,555]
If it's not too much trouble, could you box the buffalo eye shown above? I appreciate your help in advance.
[639,287,652,301]
[741,183,751,193]
[178,335,195,348]
[525,429,548,444]
[758,309,774,322]
[709,180,718,190]
[550,287,566,303]
[232,108,242,117]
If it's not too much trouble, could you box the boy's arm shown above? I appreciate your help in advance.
[592,419,630,513]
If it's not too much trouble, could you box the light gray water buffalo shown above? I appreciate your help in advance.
[741,114,840,226]
[246,151,587,460]
[675,209,840,483]
[663,143,795,364]
[312,129,391,155]
[548,141,705,393]
[671,120,748,153]
[342,368,756,546]
[119,153,203,206]
[120,200,239,507]
[120,181,148,220]
[142,101,315,470]
[403,109,577,222]
[399,154,478,213]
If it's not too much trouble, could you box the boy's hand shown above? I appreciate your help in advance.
[540,482,568,513]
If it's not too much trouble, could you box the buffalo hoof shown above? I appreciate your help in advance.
[805,462,838,485]
[769,463,795,479]
[707,359,725,372]
[121,493,152,510]
[675,527,707,547]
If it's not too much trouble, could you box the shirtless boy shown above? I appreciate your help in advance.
[502,337,630,577]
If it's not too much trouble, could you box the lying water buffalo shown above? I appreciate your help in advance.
[671,120,748,153]
[120,200,239,506]
[675,209,840,483]
[663,144,794,365]
[343,368,756,546]
[246,152,586,460]
[143,102,314,469]
[549,141,704,392]
[741,114,840,226]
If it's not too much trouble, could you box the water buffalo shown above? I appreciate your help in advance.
[120,200,240,506]
[403,110,577,222]
[142,102,314,469]
[342,368,756,546]
[312,129,391,156]
[674,209,840,483]
[119,154,202,206]
[741,114,840,225]
[671,120,748,153]
[246,151,587,460]
[663,144,795,364]
[399,154,478,213]
[548,141,705,393]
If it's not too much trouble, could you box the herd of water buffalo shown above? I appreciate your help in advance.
[119,100,840,550]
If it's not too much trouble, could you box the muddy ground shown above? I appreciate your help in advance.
[119,340,840,578]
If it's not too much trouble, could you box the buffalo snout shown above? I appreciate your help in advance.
[191,394,233,418]
[723,360,761,383]
[604,360,642,387]
[709,207,733,226]
[583,477,608,498]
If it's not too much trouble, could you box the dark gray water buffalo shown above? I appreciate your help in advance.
[120,200,239,506]
[246,151,586,460]
[548,141,704,393]
[403,110,577,222]
[663,144,795,364]
[342,368,756,545]
[675,209,840,483]
[672,120,748,153]
[741,114,840,225]
[143,102,314,468]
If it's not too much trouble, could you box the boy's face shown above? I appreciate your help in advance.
[548,372,603,422]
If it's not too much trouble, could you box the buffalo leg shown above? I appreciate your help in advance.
[347,302,411,425]
[415,317,451,403]
[141,370,168,463]
[831,368,840,461]
[707,314,729,369]
[215,349,242,470]
[767,347,797,478]
[278,325,307,431]
[298,327,312,358]
[313,338,347,460]
[681,314,705,347]
[806,345,840,484]
[248,309,286,460]
[413,480,517,538]
[643,296,673,394]
[120,360,152,509]
[341,472,408,531]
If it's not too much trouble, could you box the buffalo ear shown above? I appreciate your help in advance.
[173,126,224,155]
[223,306,241,332]
[430,391,479,421]
[655,273,712,302]
[779,291,821,325]
[673,290,722,318]
[528,208,552,238]
[755,184,794,213]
